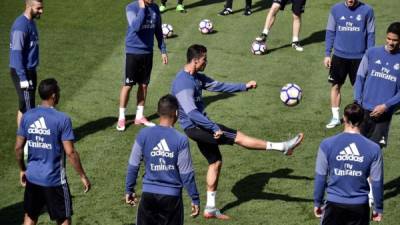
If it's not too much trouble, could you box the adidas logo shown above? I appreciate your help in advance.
[28,117,51,135]
[151,139,174,158]
[336,143,364,162]
[340,16,346,20]
[375,60,381,65]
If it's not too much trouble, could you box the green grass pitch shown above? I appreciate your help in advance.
[1,0,400,224]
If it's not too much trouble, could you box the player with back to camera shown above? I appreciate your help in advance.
[314,103,383,225]
[15,78,91,225]
[324,0,375,129]
[171,44,304,219]
[125,94,200,225]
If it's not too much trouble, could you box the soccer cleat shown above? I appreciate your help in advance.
[116,119,126,131]
[176,4,186,13]
[326,118,341,129]
[159,4,166,13]
[255,33,267,42]
[203,207,230,220]
[134,117,156,127]
[291,41,304,52]
[243,8,252,16]
[283,133,304,156]
[218,7,232,16]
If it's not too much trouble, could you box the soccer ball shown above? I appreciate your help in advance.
[162,24,173,38]
[251,41,266,55]
[280,83,302,106]
[199,19,213,34]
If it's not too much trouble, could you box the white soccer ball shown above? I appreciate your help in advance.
[162,23,174,38]
[280,83,302,106]
[199,19,213,34]
[251,41,266,55]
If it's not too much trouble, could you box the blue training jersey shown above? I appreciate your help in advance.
[354,46,400,112]
[325,2,375,59]
[125,125,200,205]
[314,132,383,213]
[171,69,247,132]
[17,106,74,187]
[9,14,39,82]
[125,1,166,54]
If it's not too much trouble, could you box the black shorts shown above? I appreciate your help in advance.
[24,180,73,221]
[124,53,153,86]
[273,0,307,15]
[137,192,183,225]
[184,124,237,164]
[360,110,392,148]
[328,55,361,86]
[10,68,37,113]
[321,202,370,225]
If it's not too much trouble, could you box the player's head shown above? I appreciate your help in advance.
[386,22,400,53]
[26,0,43,19]
[187,44,208,71]
[343,103,364,127]
[158,94,179,122]
[345,0,358,7]
[38,78,60,105]
[144,0,154,5]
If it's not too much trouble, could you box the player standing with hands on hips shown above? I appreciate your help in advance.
[117,0,168,131]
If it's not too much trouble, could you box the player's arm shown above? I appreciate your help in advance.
[177,139,200,217]
[125,141,143,206]
[201,74,247,93]
[366,8,376,49]
[370,147,383,221]
[154,8,167,64]
[10,29,29,87]
[324,11,336,68]
[175,88,220,132]
[126,1,146,32]
[15,135,27,187]
[313,145,328,218]
[63,141,91,193]
[353,53,369,104]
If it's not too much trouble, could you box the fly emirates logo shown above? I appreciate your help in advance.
[27,117,52,150]
[334,143,363,177]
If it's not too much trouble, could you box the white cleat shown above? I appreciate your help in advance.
[326,118,341,129]
[291,42,304,52]
[283,133,304,156]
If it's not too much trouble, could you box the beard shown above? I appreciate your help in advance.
[31,8,41,19]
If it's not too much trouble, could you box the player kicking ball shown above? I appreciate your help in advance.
[171,44,304,219]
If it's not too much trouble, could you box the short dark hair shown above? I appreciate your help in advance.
[387,22,400,37]
[38,78,59,100]
[187,44,207,63]
[158,94,179,117]
[343,103,364,126]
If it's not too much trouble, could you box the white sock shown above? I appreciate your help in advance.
[119,108,126,120]
[292,36,299,42]
[206,191,216,208]
[332,107,340,120]
[262,28,269,35]
[266,142,285,151]
[136,106,144,120]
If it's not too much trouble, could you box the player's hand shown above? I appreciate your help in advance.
[20,80,29,89]
[372,211,383,222]
[324,57,331,69]
[190,203,200,217]
[161,53,168,65]
[20,171,27,187]
[213,130,223,139]
[313,206,323,218]
[246,80,257,89]
[126,193,139,206]
[80,175,91,193]
[370,104,387,118]
[138,0,145,8]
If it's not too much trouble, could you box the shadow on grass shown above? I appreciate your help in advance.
[185,0,274,14]
[267,30,325,54]
[0,202,24,225]
[221,168,313,212]
[384,176,400,200]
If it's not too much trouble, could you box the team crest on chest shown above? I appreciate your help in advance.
[394,63,400,71]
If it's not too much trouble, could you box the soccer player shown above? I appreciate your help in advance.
[255,0,307,52]
[354,22,400,148]
[10,0,43,128]
[117,0,168,131]
[171,44,304,219]
[218,0,252,16]
[15,78,91,225]
[314,103,383,224]
[159,0,186,13]
[125,94,200,225]
[324,0,375,129]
